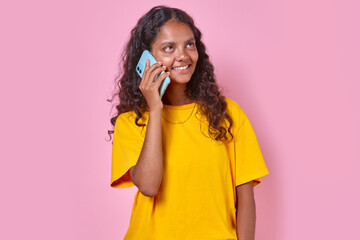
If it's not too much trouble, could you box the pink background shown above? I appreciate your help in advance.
[1,0,359,239]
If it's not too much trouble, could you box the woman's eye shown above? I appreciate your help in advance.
[164,46,173,52]
[187,42,195,48]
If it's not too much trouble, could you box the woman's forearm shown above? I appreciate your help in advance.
[129,109,163,197]
[236,182,256,240]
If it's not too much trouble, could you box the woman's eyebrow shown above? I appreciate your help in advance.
[160,38,195,47]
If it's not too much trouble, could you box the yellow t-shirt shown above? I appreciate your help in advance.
[110,97,269,240]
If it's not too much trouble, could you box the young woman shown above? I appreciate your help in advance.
[108,5,269,240]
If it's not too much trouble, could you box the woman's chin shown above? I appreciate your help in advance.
[169,76,192,85]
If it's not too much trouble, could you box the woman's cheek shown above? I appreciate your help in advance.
[160,57,173,70]
[161,62,171,72]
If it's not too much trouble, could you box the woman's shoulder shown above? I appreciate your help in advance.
[116,110,148,122]
[224,97,248,122]
[114,110,148,133]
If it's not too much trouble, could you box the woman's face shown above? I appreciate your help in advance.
[150,20,199,85]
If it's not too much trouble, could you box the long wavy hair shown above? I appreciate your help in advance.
[107,5,233,142]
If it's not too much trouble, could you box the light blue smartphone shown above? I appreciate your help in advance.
[136,50,171,99]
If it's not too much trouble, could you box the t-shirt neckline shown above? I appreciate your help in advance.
[163,102,196,110]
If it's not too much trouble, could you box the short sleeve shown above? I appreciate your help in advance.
[110,112,146,188]
[234,117,269,187]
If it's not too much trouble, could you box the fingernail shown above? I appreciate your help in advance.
[162,66,166,69]
[158,61,162,65]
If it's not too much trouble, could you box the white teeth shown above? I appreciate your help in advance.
[173,65,189,70]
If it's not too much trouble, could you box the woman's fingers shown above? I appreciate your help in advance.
[140,60,162,86]
[154,71,170,88]
[144,61,162,80]
[138,59,167,111]
[146,65,166,87]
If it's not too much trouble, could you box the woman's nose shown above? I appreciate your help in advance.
[175,48,189,61]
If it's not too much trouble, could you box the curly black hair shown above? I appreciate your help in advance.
[107,5,233,142]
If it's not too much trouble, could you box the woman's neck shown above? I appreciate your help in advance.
[161,82,193,106]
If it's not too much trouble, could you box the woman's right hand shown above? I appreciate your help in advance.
[139,59,170,112]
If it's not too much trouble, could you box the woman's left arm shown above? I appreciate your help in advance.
[236,181,256,240]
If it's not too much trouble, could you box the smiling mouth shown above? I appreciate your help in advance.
[172,64,190,71]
